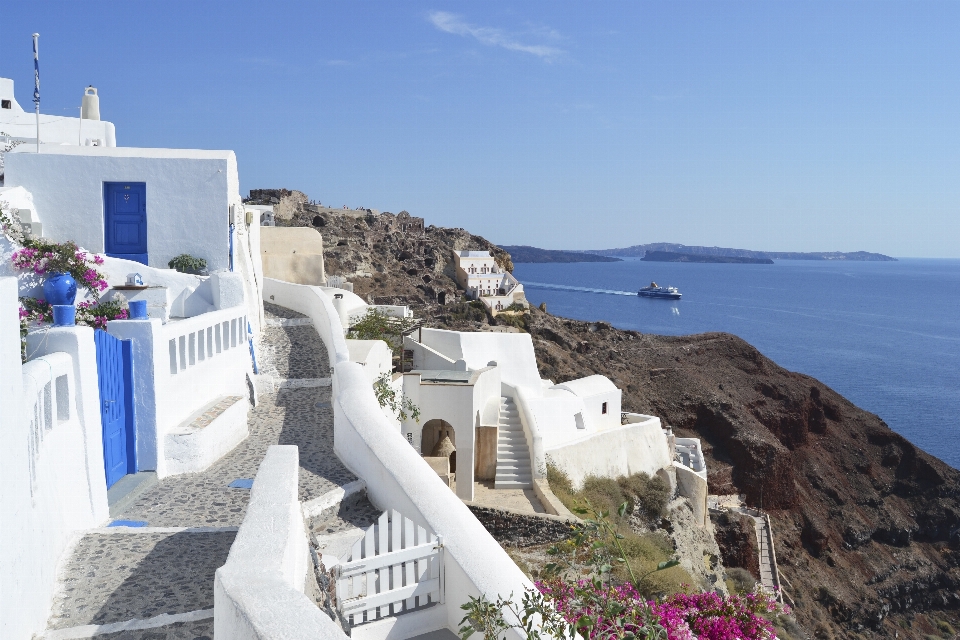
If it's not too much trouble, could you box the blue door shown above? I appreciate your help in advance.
[104,182,147,264]
[95,330,137,488]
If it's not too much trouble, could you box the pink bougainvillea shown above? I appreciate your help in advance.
[11,240,109,294]
[538,579,787,640]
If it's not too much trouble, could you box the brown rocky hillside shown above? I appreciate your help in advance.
[259,196,960,639]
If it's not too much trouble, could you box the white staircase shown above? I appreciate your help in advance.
[495,397,533,489]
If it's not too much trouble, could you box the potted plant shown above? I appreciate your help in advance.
[11,240,109,304]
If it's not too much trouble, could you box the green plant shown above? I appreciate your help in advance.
[935,619,956,636]
[725,567,757,594]
[373,372,421,423]
[446,300,489,324]
[19,296,129,362]
[349,308,416,357]
[168,254,207,274]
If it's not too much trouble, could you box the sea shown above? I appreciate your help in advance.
[513,258,960,471]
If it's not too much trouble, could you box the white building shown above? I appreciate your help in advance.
[0,78,116,148]
[453,250,527,314]
[400,328,706,509]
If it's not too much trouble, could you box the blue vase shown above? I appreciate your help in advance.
[43,272,78,306]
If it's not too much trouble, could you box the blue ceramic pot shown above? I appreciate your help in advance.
[43,272,78,306]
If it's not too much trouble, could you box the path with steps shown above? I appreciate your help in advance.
[494,397,532,489]
[39,303,369,640]
[751,513,781,599]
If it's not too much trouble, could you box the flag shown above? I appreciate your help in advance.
[32,33,40,108]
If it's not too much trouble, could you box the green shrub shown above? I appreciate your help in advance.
[168,254,207,274]
[544,465,689,598]
[494,312,528,331]
[349,308,416,357]
[447,300,488,323]
[936,619,956,636]
[726,567,757,594]
[617,473,670,521]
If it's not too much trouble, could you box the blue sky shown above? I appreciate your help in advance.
[5,2,960,257]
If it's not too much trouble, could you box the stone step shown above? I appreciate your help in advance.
[494,478,533,489]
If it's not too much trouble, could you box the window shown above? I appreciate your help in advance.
[601,402,608,414]
[1,100,10,109]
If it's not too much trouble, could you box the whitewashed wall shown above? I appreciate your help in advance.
[546,419,671,490]
[214,446,336,640]
[258,279,530,640]
[0,278,109,640]
[415,328,543,389]
[106,306,251,477]
[401,365,501,501]
[4,147,238,272]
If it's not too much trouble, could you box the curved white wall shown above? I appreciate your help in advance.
[257,278,531,639]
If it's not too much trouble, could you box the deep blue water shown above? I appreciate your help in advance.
[513,258,960,471]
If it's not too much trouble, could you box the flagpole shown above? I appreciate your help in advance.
[32,33,40,153]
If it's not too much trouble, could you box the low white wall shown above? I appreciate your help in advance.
[108,306,251,477]
[259,280,530,639]
[215,445,341,639]
[545,419,671,490]
[1,278,109,640]
[263,278,350,370]
[346,339,393,383]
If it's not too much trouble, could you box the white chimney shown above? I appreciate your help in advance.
[81,86,100,120]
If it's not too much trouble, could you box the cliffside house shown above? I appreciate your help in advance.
[454,249,527,314]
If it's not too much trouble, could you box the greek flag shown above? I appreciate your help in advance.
[32,33,40,107]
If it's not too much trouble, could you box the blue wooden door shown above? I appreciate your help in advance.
[104,182,147,264]
[95,330,137,488]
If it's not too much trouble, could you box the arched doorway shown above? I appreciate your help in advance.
[421,419,456,473]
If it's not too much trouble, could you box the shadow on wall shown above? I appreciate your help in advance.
[87,531,236,626]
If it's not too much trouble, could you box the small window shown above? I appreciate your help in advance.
[1,100,11,109]
[602,402,608,415]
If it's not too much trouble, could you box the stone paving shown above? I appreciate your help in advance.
[43,303,359,639]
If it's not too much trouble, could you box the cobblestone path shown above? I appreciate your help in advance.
[42,303,366,640]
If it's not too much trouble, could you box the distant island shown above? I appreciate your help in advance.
[500,245,623,264]
[642,250,773,264]
[583,243,897,262]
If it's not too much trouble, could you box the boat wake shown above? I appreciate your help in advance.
[522,282,637,297]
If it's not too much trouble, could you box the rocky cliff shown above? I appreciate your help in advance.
[265,198,959,639]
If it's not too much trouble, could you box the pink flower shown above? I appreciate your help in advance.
[18,307,29,320]
[93,255,105,265]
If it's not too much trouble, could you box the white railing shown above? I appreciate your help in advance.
[675,437,706,477]
[161,306,251,430]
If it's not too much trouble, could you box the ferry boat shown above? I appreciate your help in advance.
[638,282,682,299]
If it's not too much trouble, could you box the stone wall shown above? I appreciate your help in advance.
[466,505,576,547]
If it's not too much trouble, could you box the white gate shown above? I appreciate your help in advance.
[335,510,444,625]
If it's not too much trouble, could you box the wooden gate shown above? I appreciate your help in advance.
[336,510,443,625]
